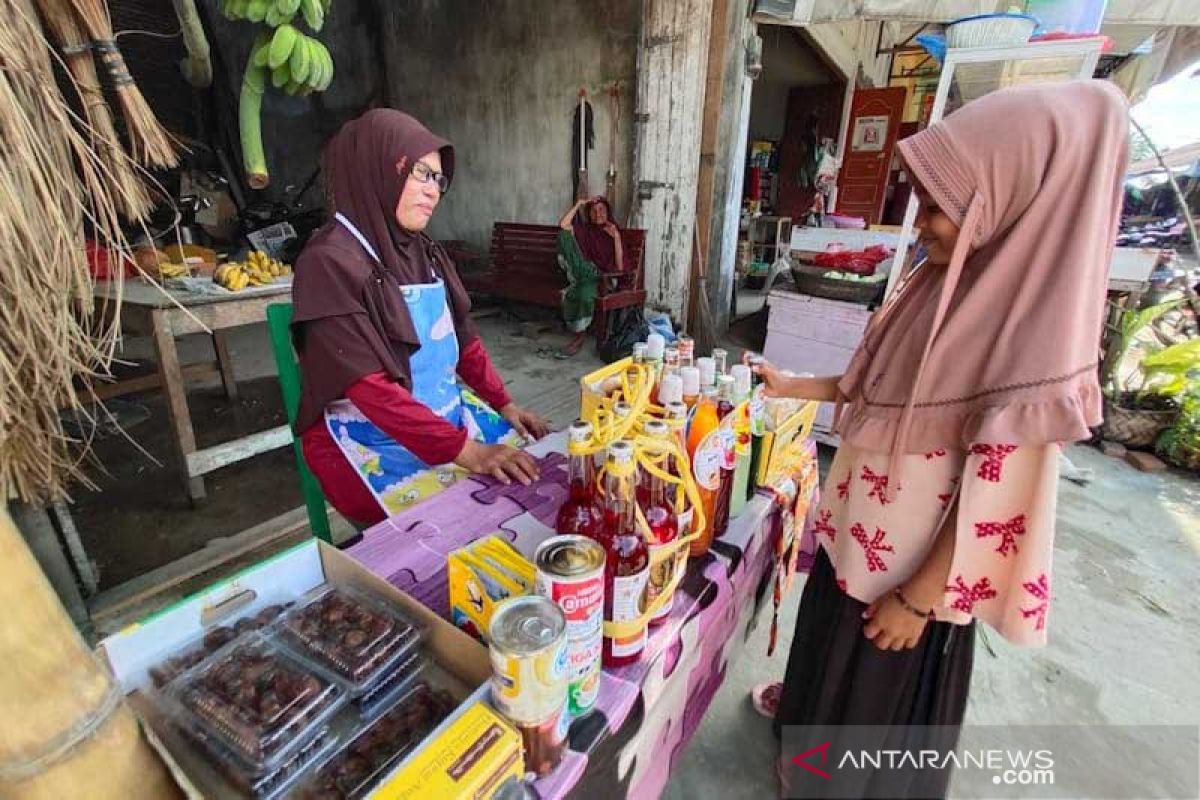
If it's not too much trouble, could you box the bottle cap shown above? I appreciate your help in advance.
[697,357,716,386]
[607,439,635,464]
[731,364,752,398]
[666,401,688,420]
[701,386,718,399]
[632,342,648,361]
[658,373,683,405]
[717,374,735,398]
[568,419,594,443]
[645,333,665,360]
[680,366,701,396]
[664,346,680,365]
[613,401,632,418]
[643,419,669,439]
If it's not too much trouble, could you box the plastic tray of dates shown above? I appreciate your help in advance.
[275,584,424,696]
[148,603,292,689]
[298,682,459,800]
[166,632,346,772]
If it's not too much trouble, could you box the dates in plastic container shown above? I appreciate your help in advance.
[275,585,423,694]
[167,632,345,770]
[148,603,291,689]
[298,682,459,800]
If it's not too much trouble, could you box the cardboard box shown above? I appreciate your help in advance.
[99,540,519,798]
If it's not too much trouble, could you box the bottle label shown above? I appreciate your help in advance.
[693,433,724,491]
[749,386,767,436]
[609,568,649,658]
[718,415,738,471]
[647,544,676,621]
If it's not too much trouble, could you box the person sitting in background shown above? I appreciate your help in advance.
[556,196,623,356]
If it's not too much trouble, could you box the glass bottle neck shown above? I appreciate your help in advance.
[568,452,596,499]
[605,466,636,530]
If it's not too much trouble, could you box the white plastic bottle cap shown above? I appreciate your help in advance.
[645,333,665,360]
[658,373,683,405]
[731,364,752,399]
[680,366,701,396]
[697,357,716,387]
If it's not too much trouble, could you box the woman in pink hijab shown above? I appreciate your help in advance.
[753,81,1129,797]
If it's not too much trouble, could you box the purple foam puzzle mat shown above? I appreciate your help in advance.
[344,435,819,799]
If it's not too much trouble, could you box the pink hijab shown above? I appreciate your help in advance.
[836,81,1129,467]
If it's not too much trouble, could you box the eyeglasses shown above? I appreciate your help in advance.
[410,161,450,194]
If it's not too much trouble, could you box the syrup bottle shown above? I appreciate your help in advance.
[712,375,737,538]
[556,420,604,539]
[729,364,754,519]
[687,386,721,557]
[600,440,650,667]
[680,366,701,410]
[641,420,680,626]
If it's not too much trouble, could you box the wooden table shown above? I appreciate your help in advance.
[93,280,293,503]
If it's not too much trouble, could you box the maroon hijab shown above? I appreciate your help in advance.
[572,197,620,272]
[291,109,477,433]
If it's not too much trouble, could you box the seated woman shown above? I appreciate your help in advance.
[292,109,549,528]
[556,196,623,356]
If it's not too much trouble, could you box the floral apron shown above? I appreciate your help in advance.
[324,213,517,517]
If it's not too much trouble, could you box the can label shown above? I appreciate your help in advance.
[536,570,603,640]
[565,631,602,716]
[490,636,567,724]
[608,568,649,658]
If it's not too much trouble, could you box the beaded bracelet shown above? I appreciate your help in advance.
[893,588,934,620]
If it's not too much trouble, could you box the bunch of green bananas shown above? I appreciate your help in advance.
[221,0,331,30]
[248,24,334,95]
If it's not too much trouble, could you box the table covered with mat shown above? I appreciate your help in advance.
[345,432,818,799]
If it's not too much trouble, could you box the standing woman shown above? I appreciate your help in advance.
[292,109,548,528]
[753,81,1129,797]
[557,196,623,356]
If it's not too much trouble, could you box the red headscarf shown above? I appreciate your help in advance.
[572,197,622,272]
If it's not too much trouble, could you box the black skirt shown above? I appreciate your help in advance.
[774,547,975,799]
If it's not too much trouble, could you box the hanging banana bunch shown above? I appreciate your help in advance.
[222,0,334,188]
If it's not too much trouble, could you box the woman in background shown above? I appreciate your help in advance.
[557,195,623,356]
[752,81,1129,798]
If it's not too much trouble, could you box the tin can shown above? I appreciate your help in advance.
[535,536,605,717]
[488,595,568,725]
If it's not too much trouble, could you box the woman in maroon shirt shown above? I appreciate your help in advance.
[291,110,548,527]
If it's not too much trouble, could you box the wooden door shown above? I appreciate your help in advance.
[834,87,907,227]
[776,83,846,221]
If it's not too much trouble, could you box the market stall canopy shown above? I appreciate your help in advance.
[757,0,1200,26]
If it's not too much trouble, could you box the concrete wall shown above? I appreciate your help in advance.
[377,0,641,250]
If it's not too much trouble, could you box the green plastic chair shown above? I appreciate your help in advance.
[266,302,332,542]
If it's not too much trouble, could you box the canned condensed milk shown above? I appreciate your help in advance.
[488,595,569,776]
[535,535,605,717]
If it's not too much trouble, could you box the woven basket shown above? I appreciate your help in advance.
[1101,400,1178,449]
[790,266,882,305]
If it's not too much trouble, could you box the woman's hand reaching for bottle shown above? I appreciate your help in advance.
[751,361,842,403]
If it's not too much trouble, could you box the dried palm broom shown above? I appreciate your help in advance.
[0,0,142,501]
[66,0,178,169]
[34,0,152,220]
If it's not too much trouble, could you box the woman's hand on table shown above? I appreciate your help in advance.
[456,440,540,486]
[500,403,550,441]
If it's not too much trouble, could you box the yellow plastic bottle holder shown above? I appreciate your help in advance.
[567,431,705,639]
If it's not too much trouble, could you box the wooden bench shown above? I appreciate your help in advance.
[462,223,647,343]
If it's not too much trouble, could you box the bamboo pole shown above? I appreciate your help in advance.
[0,508,180,799]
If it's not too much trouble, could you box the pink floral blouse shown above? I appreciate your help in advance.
[814,442,1058,647]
